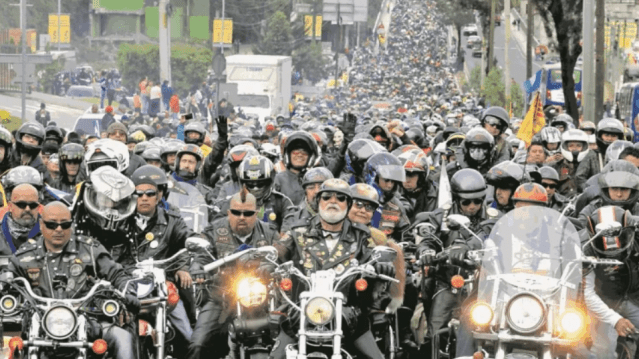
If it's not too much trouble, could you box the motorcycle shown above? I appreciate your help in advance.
[274,246,400,359]
[1,272,126,359]
[188,239,286,359]
[462,206,622,359]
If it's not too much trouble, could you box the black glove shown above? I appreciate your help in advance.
[216,116,228,139]
[191,270,205,282]
[374,262,396,278]
[340,113,357,143]
[124,294,141,315]
[449,243,470,266]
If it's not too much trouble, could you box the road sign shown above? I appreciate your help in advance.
[48,14,71,44]
[212,53,226,76]
[213,18,233,44]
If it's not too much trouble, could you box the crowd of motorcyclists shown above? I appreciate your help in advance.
[2,0,639,358]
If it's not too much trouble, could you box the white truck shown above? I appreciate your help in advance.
[225,55,292,123]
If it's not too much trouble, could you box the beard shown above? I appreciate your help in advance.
[14,214,36,227]
[319,205,347,224]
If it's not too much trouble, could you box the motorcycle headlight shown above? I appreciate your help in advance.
[102,300,120,317]
[0,295,17,313]
[559,309,585,336]
[42,306,77,340]
[506,293,546,334]
[134,277,155,298]
[470,301,493,326]
[237,278,267,308]
[305,297,334,326]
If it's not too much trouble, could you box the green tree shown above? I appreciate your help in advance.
[509,81,526,117]
[468,65,482,93]
[433,0,476,58]
[255,11,293,55]
[292,42,326,84]
[483,66,506,108]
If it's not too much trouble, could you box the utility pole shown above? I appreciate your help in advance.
[20,0,27,121]
[312,0,317,45]
[334,3,341,87]
[220,0,226,54]
[594,0,605,121]
[57,0,61,51]
[487,0,496,74]
[526,0,533,79]
[583,0,595,124]
[159,0,171,85]
[504,0,511,102]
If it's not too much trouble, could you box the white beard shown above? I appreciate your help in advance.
[319,207,347,224]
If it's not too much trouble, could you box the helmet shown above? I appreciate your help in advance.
[586,206,637,259]
[228,145,260,167]
[596,118,625,150]
[446,132,466,150]
[316,178,352,206]
[84,138,130,175]
[160,141,184,171]
[369,124,393,149]
[605,140,633,164]
[350,183,380,206]
[539,127,562,154]
[84,166,136,232]
[463,127,494,165]
[45,125,63,145]
[539,166,560,182]
[131,165,169,197]
[364,152,406,200]
[133,141,152,156]
[398,149,429,174]
[141,147,162,164]
[598,159,639,208]
[450,168,487,199]
[283,132,319,170]
[175,144,204,180]
[512,183,548,205]
[560,129,590,162]
[184,122,206,145]
[625,127,635,142]
[260,143,280,163]
[551,114,572,130]
[302,167,334,187]
[345,139,386,175]
[16,122,45,156]
[480,106,509,133]
[128,130,146,145]
[238,155,275,204]
[0,127,12,148]
[2,166,43,198]
[58,143,84,180]
[580,121,596,134]
[486,161,523,189]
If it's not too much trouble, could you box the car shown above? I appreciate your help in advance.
[462,24,478,36]
[73,107,122,137]
[65,85,96,98]
[472,42,482,57]
[466,35,482,49]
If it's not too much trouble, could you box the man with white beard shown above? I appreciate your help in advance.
[271,178,397,359]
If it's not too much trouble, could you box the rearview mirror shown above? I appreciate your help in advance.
[371,246,397,264]
[186,237,211,251]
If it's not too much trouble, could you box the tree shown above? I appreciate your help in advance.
[532,0,582,123]
[292,42,327,84]
[509,80,526,117]
[483,66,506,107]
[254,11,293,55]
[433,0,476,58]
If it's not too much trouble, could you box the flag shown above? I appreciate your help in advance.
[524,69,542,94]
[508,101,513,119]
[517,92,546,147]
[437,158,452,210]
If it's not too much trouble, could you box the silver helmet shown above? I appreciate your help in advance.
[83,166,136,231]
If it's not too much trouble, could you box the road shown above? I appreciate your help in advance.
[0,92,87,130]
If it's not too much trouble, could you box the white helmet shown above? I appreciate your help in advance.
[84,138,130,175]
[560,129,590,163]
[540,126,562,155]
[83,166,136,231]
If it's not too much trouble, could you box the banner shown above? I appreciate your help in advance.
[48,14,71,44]
[517,92,546,147]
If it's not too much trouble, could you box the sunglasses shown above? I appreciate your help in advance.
[320,192,348,203]
[542,182,557,190]
[12,201,39,210]
[460,198,483,206]
[230,209,257,217]
[42,220,73,230]
[353,200,377,212]
[135,190,158,198]
[485,119,502,128]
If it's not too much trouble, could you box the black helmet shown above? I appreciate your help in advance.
[141,147,162,164]
[486,161,523,190]
[364,152,405,202]
[586,206,636,259]
[283,131,319,170]
[551,114,572,130]
[160,141,184,172]
[463,127,494,166]
[16,122,45,156]
[58,143,85,179]
[238,155,275,205]
[480,106,509,134]
[133,141,152,156]
[45,125,64,145]
[184,122,206,145]
[174,144,204,180]
[596,118,624,151]
[450,168,486,199]
[598,159,639,208]
[302,167,334,187]
[228,145,260,168]
[131,164,169,198]
[539,166,559,182]
[345,139,386,175]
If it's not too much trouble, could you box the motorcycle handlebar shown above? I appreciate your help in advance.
[202,246,277,273]
[12,277,116,306]
[137,248,188,268]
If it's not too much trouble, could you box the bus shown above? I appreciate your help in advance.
[539,64,583,108]
[617,82,639,140]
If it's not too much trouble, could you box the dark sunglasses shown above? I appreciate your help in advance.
[542,182,557,190]
[353,200,377,212]
[12,201,39,210]
[230,209,257,217]
[320,192,348,203]
[42,220,73,230]
[460,198,483,206]
[135,190,158,198]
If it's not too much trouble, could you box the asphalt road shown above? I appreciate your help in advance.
[0,92,87,130]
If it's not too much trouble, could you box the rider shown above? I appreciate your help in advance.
[397,149,438,219]
[281,167,334,232]
[50,143,85,194]
[511,183,549,208]
[273,178,397,359]
[213,145,260,201]
[448,127,496,176]
[172,144,217,206]
[486,161,525,213]
[0,184,41,255]
[539,166,567,211]
[273,131,320,205]
[553,129,590,198]
[10,122,46,173]
[575,118,624,191]
[479,106,512,164]
[0,127,13,174]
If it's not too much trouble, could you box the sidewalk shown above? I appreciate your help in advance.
[7,91,91,112]
[509,10,539,57]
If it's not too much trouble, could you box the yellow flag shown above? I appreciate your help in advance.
[517,92,546,147]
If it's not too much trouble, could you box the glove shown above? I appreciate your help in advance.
[374,262,396,278]
[449,243,470,266]
[216,116,228,139]
[124,294,141,315]
[340,113,357,142]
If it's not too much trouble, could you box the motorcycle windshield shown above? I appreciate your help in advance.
[477,207,582,312]
[167,182,208,233]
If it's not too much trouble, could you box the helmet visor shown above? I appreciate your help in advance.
[377,164,406,183]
